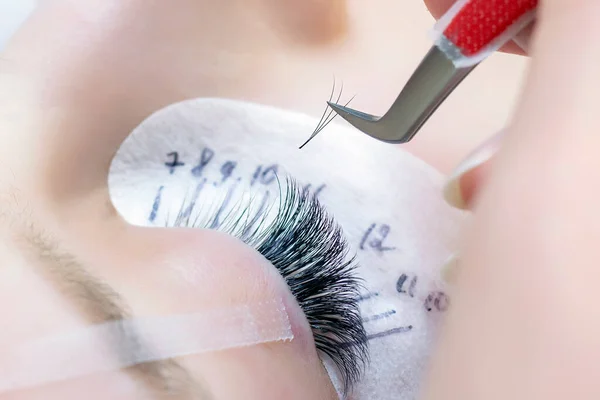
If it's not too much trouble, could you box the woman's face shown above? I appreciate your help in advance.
[0,0,524,398]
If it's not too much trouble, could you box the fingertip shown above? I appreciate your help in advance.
[422,0,456,19]
[442,164,487,210]
[443,132,503,210]
[441,253,460,284]
[458,162,490,209]
[443,176,468,210]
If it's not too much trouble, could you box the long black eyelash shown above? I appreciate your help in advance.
[299,77,356,149]
[168,178,369,392]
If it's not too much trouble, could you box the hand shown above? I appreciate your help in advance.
[422,1,600,399]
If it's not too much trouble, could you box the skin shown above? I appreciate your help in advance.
[0,0,578,398]
[0,0,351,398]
[421,1,600,400]
[1,225,335,399]
[1,0,526,172]
[0,0,485,397]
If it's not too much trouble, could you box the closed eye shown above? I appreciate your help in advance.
[165,177,369,393]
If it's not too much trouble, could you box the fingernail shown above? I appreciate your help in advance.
[513,21,535,53]
[513,35,529,53]
[441,253,459,284]
[443,131,504,209]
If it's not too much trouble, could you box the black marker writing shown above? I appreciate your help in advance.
[250,164,278,186]
[165,152,185,175]
[250,165,261,186]
[191,147,215,177]
[424,291,450,312]
[219,161,237,184]
[207,181,239,229]
[359,223,396,252]
[362,309,396,323]
[314,184,326,197]
[241,191,271,239]
[396,274,417,298]
[149,185,164,222]
[174,179,207,225]
[302,183,327,198]
[366,325,413,341]
[357,292,379,302]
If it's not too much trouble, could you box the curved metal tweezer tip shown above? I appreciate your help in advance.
[328,46,478,144]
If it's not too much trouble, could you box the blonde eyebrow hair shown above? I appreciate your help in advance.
[13,223,212,399]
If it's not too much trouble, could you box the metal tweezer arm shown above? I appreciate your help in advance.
[328,46,477,143]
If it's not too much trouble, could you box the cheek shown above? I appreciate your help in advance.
[1,371,148,400]
[179,341,338,400]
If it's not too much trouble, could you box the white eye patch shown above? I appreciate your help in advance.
[108,98,468,400]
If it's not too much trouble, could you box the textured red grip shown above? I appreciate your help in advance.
[443,0,538,56]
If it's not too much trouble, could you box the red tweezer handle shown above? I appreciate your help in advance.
[443,0,538,56]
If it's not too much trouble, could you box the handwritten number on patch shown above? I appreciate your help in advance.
[302,183,327,198]
[250,164,279,186]
[165,152,185,174]
[396,274,417,297]
[219,161,237,183]
[360,223,396,253]
[424,291,450,312]
[191,148,215,177]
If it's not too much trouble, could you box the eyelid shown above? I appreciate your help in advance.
[0,299,293,394]
[166,179,369,392]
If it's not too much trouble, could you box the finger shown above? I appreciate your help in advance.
[424,1,600,399]
[457,158,493,208]
[442,131,503,210]
[422,0,530,55]
[422,0,459,18]
[440,155,493,285]
[440,137,496,286]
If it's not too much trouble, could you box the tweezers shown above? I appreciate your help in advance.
[327,0,538,144]
[328,46,476,143]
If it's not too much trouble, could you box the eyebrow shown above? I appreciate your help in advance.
[18,226,212,399]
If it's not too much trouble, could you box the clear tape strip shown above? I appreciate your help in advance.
[0,298,293,394]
